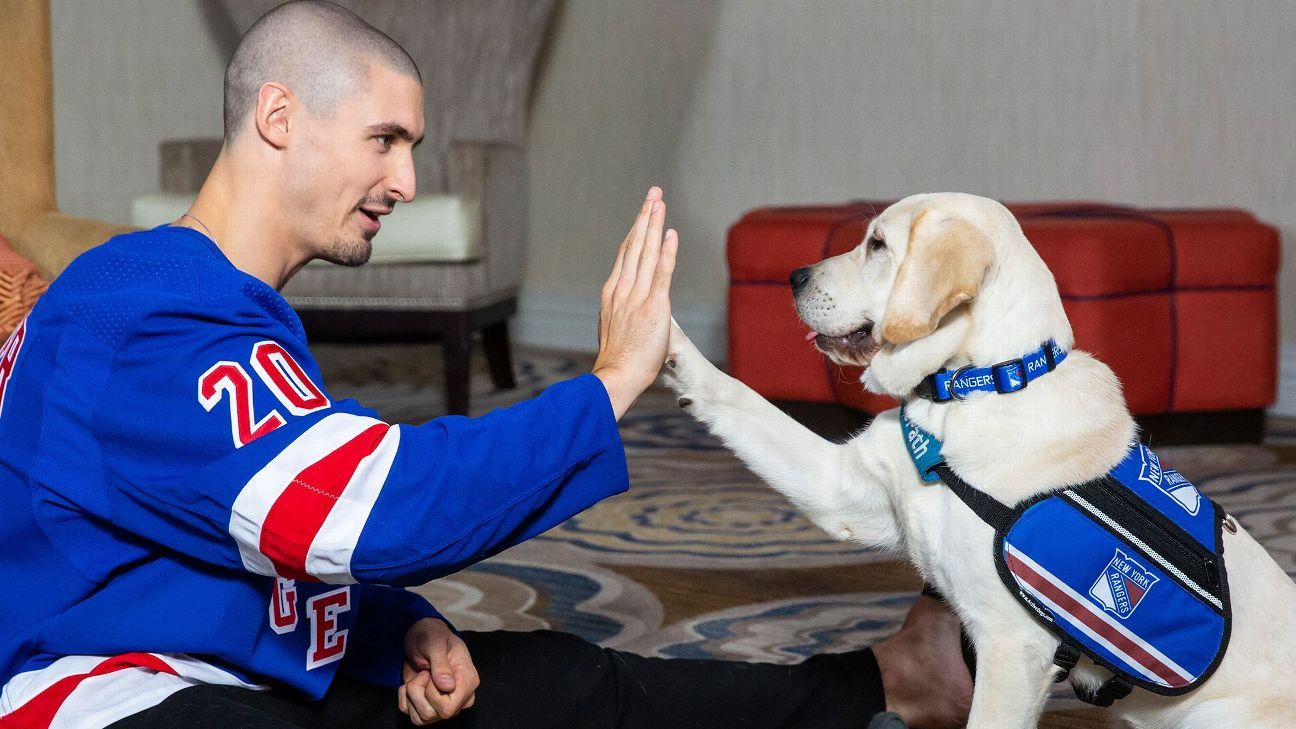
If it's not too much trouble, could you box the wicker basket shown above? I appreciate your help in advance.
[0,235,48,340]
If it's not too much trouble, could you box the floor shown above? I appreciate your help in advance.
[316,342,1296,728]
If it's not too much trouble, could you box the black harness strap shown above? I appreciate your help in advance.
[932,462,1014,531]
[1076,676,1134,708]
[1052,642,1082,683]
[932,461,1140,707]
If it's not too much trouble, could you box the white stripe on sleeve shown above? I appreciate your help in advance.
[229,413,383,576]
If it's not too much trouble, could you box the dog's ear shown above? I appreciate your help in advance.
[879,210,992,345]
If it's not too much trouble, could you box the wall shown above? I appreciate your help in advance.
[50,0,227,223]
[521,0,1296,366]
[49,1,1296,401]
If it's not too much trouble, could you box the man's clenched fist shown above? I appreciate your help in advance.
[398,618,479,725]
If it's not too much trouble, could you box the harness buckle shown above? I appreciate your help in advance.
[1076,676,1134,707]
[990,358,1027,394]
[915,371,953,403]
[1052,642,1082,683]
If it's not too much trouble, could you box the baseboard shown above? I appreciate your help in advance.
[515,291,728,364]
[1271,344,1296,416]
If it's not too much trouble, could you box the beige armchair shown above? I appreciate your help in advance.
[185,0,558,415]
[0,0,134,282]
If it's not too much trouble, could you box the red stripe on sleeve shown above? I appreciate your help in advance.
[0,653,176,729]
[259,423,390,581]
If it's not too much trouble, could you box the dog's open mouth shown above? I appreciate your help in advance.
[806,322,880,368]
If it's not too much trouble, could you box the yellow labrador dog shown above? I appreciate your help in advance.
[663,193,1296,728]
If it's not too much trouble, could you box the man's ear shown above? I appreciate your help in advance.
[254,82,292,149]
[879,209,992,345]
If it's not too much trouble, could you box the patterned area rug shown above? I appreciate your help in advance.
[316,342,1296,728]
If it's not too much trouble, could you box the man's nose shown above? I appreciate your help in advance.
[388,153,417,203]
[789,267,813,293]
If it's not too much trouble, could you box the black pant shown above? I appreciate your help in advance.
[108,630,885,729]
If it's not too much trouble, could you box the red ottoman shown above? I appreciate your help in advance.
[727,202,1279,426]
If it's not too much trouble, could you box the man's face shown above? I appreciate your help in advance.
[286,62,424,266]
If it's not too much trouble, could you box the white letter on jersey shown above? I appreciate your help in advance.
[306,587,351,670]
[269,576,298,635]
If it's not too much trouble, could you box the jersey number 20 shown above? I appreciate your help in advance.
[199,341,329,447]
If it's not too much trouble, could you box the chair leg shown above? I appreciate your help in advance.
[443,314,472,415]
[481,318,516,390]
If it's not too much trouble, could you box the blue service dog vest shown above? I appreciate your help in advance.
[902,409,1230,705]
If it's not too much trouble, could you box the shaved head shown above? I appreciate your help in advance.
[223,0,420,141]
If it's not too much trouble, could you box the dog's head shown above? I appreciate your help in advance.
[792,193,1071,397]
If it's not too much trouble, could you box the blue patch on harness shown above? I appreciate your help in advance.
[900,414,1230,697]
[1110,443,1211,545]
[1001,485,1227,693]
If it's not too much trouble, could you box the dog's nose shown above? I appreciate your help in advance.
[789,267,812,292]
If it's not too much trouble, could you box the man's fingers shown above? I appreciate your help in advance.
[432,672,456,693]
[456,657,481,704]
[652,229,679,299]
[633,200,666,299]
[618,199,659,291]
[427,649,478,719]
[425,633,458,693]
[621,186,659,241]
[608,188,659,292]
[406,672,440,725]
[426,682,467,720]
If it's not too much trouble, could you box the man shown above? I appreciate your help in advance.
[0,2,971,727]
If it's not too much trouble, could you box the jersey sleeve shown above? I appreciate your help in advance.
[74,295,629,587]
[340,584,444,687]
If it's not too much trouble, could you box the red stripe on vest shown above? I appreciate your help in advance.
[1006,551,1188,687]
[259,423,390,581]
[0,653,177,729]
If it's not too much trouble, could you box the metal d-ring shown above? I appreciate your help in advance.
[949,365,974,401]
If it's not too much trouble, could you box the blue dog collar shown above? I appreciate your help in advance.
[914,340,1067,403]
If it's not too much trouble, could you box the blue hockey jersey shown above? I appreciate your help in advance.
[0,227,629,723]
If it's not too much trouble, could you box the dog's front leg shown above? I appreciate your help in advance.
[964,627,1060,729]
[661,322,901,548]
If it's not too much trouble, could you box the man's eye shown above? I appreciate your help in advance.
[375,135,393,149]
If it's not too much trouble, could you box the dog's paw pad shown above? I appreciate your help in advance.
[677,397,693,409]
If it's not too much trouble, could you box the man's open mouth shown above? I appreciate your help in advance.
[805,322,880,367]
[357,207,386,232]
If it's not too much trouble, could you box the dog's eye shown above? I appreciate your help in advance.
[868,235,886,252]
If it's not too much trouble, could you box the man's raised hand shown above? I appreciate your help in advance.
[593,187,679,419]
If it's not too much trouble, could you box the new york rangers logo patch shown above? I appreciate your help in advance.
[1003,363,1023,390]
[1089,549,1159,619]
[1137,444,1163,487]
[1138,444,1201,515]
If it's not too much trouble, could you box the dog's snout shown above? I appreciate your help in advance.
[789,267,812,292]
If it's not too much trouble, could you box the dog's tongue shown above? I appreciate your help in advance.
[805,330,819,342]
